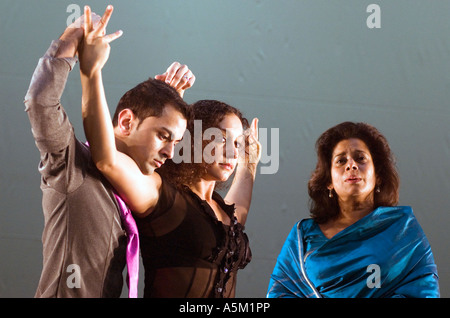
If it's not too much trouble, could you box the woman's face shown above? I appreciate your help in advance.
[204,114,244,182]
[328,138,377,203]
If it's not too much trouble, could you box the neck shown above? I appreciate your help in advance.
[113,127,126,151]
[336,195,374,225]
[189,179,216,202]
[115,137,126,153]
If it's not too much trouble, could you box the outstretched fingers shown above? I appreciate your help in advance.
[83,5,122,43]
[97,5,114,36]
[84,5,116,36]
[79,5,122,77]
[104,30,124,43]
[84,5,93,32]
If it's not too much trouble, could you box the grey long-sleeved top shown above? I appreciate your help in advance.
[24,40,126,298]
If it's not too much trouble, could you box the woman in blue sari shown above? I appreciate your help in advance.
[267,122,439,298]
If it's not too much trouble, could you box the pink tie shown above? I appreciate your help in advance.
[114,193,139,298]
[84,143,139,297]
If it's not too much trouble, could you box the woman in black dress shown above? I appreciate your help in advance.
[138,100,261,297]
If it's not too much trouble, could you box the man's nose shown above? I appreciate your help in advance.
[161,142,175,159]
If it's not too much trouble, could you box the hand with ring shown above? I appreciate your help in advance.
[155,61,196,98]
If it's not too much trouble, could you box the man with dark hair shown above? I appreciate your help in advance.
[112,76,190,127]
[23,6,194,297]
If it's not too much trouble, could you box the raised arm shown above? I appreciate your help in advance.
[225,118,261,225]
[79,5,122,171]
[23,18,84,154]
[79,6,195,215]
[79,5,161,214]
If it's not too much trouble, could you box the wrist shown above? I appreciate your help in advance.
[236,163,257,180]
[56,28,84,58]
[80,69,102,82]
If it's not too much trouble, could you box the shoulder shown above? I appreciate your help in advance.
[375,205,416,224]
[281,218,316,240]
[156,173,176,198]
[373,206,429,240]
[134,173,176,219]
[377,205,413,214]
[297,218,316,232]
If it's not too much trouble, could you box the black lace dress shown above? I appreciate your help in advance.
[134,177,252,298]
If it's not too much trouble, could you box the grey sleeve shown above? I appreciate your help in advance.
[24,40,85,193]
[24,40,78,154]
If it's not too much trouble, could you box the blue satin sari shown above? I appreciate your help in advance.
[267,206,439,298]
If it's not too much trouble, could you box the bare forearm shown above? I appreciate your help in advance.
[81,71,117,169]
[225,164,257,225]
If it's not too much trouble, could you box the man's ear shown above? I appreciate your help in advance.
[116,109,135,136]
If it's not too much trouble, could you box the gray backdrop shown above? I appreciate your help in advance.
[0,0,448,297]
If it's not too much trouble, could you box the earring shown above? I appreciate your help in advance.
[376,186,381,193]
[328,189,333,198]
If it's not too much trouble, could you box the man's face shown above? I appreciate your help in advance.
[125,105,186,175]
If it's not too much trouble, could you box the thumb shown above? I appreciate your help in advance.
[104,30,123,43]
[155,72,167,81]
[251,118,259,140]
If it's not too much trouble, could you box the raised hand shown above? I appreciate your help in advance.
[155,62,196,98]
[239,118,261,169]
[79,5,123,77]
[55,13,92,59]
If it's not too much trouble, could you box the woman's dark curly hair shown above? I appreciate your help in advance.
[308,122,400,224]
[157,100,249,189]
